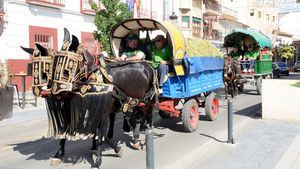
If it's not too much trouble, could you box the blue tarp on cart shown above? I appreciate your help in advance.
[162,57,224,98]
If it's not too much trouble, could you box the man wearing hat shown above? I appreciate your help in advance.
[151,35,172,92]
[244,43,260,73]
[117,34,145,61]
[229,44,242,61]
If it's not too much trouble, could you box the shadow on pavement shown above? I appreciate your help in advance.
[199,133,228,143]
[234,102,262,119]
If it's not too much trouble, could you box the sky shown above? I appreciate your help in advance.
[275,0,300,13]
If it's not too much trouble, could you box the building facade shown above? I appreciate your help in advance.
[0,0,100,92]
[231,0,278,38]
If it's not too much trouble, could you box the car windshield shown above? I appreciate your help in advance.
[277,62,287,67]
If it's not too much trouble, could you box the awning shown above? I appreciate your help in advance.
[224,28,272,48]
[192,17,201,22]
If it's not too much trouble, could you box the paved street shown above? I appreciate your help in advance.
[0,73,299,169]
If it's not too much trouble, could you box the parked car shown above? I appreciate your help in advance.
[276,62,289,76]
[272,63,281,78]
[293,61,300,72]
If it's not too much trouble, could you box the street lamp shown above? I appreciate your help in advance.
[169,12,178,21]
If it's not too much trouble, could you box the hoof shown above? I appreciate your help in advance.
[50,158,61,166]
[90,149,97,155]
[116,147,124,157]
[133,142,141,150]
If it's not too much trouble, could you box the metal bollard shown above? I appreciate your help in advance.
[146,128,154,169]
[228,98,234,144]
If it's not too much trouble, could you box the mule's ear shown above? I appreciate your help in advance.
[61,28,71,51]
[68,35,79,52]
[83,49,94,66]
[35,43,49,56]
[20,46,34,55]
[63,28,71,42]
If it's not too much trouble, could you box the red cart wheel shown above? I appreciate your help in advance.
[182,99,199,132]
[205,93,219,121]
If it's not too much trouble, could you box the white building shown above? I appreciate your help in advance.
[279,12,300,40]
[0,0,100,91]
[0,0,99,60]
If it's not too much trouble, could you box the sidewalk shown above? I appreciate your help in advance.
[188,119,300,169]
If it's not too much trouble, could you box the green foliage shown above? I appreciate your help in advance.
[279,45,295,59]
[185,38,223,57]
[291,82,300,88]
[91,0,132,55]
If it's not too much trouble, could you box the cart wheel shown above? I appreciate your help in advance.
[159,110,170,118]
[238,83,244,92]
[205,93,219,121]
[256,76,263,95]
[182,99,199,132]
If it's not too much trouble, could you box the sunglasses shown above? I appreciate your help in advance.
[156,39,164,42]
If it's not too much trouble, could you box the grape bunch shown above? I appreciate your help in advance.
[185,38,223,57]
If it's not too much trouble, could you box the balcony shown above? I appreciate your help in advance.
[203,0,221,16]
[220,5,238,21]
[179,0,192,10]
[81,0,105,15]
[26,0,65,8]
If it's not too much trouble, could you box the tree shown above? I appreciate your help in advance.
[91,0,132,55]
[279,45,295,62]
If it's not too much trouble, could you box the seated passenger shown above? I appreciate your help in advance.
[229,45,242,62]
[151,35,172,90]
[242,44,260,73]
[117,34,145,61]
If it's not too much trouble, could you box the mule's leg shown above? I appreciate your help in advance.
[106,112,123,157]
[91,134,97,151]
[107,112,116,139]
[133,122,141,149]
[54,138,66,159]
[92,130,103,168]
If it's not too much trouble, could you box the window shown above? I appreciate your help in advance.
[258,11,262,19]
[81,32,101,56]
[272,16,275,22]
[181,16,190,28]
[26,0,65,8]
[192,17,201,37]
[250,9,254,16]
[29,26,58,50]
[266,14,270,21]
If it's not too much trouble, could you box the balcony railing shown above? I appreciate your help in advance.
[26,0,65,8]
[204,0,221,15]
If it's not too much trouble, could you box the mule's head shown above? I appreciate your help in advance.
[50,29,85,95]
[20,44,55,97]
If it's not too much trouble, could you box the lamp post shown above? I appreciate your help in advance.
[169,0,178,24]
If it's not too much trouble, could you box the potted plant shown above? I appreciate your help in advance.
[0,59,14,121]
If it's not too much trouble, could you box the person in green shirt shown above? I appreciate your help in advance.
[242,44,260,73]
[151,35,172,89]
[117,34,145,61]
[229,45,242,61]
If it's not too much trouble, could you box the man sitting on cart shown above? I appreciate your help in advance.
[242,44,260,73]
[151,35,172,92]
[229,45,242,62]
[117,33,146,61]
